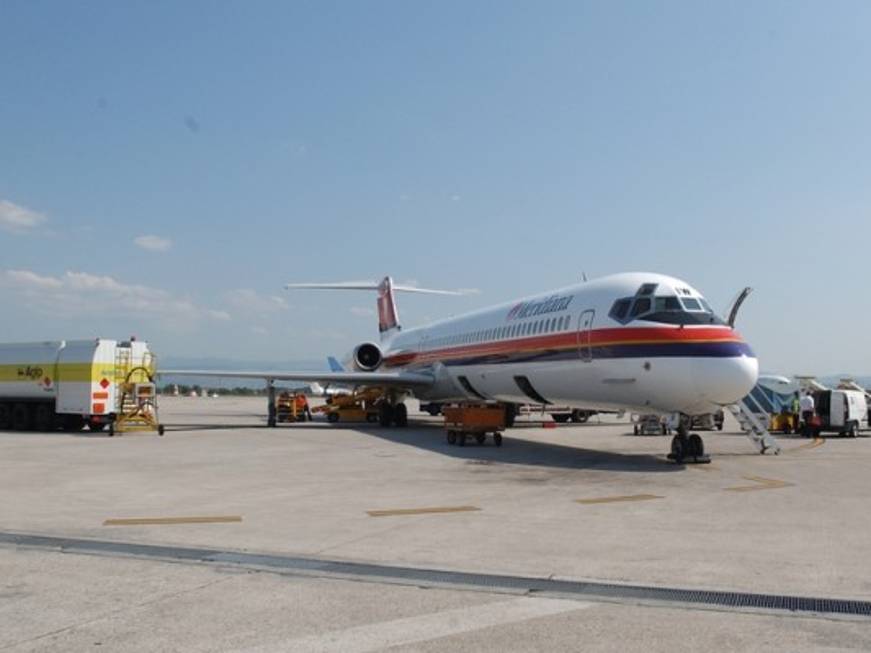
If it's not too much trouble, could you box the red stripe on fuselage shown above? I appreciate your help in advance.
[384,325,744,369]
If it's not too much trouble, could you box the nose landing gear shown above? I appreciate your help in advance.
[667,421,711,464]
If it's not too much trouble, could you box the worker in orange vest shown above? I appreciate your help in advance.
[294,392,312,421]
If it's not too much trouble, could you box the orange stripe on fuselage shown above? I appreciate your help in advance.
[384,326,744,368]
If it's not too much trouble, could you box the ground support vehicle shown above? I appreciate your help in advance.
[443,403,506,446]
[691,410,725,431]
[275,392,312,423]
[420,401,443,416]
[769,410,798,434]
[0,339,161,434]
[807,390,867,438]
[313,387,382,424]
[632,414,668,435]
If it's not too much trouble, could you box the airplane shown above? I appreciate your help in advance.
[164,272,758,462]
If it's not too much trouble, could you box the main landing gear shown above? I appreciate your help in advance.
[667,421,711,464]
[378,401,408,427]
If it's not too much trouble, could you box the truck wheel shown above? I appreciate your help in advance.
[475,433,486,445]
[61,415,85,432]
[571,410,589,423]
[493,433,503,447]
[447,430,457,445]
[11,404,32,431]
[89,421,106,432]
[553,414,569,423]
[34,404,54,432]
[849,422,858,438]
[458,432,467,446]
[158,425,165,436]
[327,412,339,423]
[0,404,10,430]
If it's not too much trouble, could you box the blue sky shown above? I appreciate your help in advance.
[1,1,870,374]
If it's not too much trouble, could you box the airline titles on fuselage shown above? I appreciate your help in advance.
[505,295,574,321]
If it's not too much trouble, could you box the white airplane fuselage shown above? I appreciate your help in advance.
[375,272,757,416]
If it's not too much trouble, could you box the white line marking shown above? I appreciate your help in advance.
[239,597,591,653]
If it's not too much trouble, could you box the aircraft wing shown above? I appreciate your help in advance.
[158,369,434,388]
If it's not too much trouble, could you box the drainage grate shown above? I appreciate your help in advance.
[2,531,870,618]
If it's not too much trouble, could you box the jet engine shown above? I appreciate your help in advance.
[352,342,383,371]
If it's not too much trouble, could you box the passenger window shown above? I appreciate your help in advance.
[630,298,651,317]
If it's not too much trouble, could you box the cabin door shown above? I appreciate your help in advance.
[577,310,595,362]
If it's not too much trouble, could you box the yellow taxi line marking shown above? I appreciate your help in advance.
[724,475,794,492]
[367,506,481,518]
[575,494,664,505]
[103,515,243,526]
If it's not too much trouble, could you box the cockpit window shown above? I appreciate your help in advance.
[610,291,724,326]
[637,283,657,296]
[652,296,681,312]
[630,297,651,317]
[609,298,631,321]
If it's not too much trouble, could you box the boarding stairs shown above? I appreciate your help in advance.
[726,395,781,455]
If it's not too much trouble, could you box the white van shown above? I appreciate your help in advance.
[812,390,867,437]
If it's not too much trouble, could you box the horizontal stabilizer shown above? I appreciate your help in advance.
[284,281,476,296]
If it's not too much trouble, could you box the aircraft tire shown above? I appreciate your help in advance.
[378,402,394,427]
[688,433,704,457]
[394,403,408,427]
[670,434,685,462]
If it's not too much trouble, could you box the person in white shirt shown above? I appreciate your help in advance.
[799,392,815,438]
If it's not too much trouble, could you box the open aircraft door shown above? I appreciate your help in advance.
[577,309,595,362]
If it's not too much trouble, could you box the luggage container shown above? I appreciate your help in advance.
[443,403,506,446]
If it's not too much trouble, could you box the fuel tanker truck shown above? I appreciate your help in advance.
[0,338,158,433]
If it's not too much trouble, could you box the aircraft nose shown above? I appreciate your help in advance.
[692,355,759,406]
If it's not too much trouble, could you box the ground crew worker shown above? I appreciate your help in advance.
[799,391,815,438]
[791,392,801,434]
[294,393,312,421]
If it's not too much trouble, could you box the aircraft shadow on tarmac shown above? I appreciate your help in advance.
[143,418,678,472]
[358,422,679,473]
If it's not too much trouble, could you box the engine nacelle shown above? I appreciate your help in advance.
[352,342,383,371]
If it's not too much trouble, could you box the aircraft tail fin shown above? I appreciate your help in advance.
[327,356,345,372]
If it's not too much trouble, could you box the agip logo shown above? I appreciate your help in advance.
[17,366,44,381]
